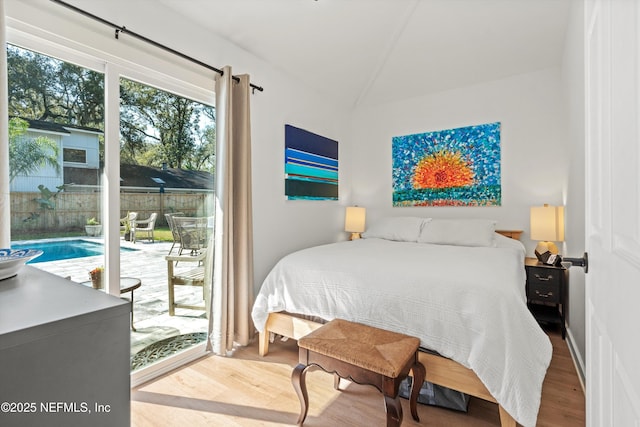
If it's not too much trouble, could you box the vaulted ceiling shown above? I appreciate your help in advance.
[62,0,572,108]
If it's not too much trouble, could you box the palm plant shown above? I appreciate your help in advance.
[8,117,60,182]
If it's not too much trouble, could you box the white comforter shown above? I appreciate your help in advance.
[251,236,552,427]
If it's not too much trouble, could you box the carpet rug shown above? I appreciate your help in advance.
[131,332,208,371]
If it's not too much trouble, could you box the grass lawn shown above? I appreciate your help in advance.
[151,227,173,241]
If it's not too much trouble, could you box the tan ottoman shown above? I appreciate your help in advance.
[291,318,426,426]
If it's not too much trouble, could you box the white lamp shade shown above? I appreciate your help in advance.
[530,205,565,242]
[345,207,366,233]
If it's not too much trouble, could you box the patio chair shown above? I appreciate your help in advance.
[164,212,184,255]
[132,212,157,243]
[166,248,207,315]
[173,216,208,255]
[120,212,138,239]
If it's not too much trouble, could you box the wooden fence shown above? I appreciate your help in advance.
[10,190,213,234]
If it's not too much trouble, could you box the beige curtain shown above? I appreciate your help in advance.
[206,66,254,355]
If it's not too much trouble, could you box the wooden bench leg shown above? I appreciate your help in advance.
[410,360,426,422]
[383,393,402,427]
[292,363,311,426]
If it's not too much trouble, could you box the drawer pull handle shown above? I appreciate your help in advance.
[535,290,554,298]
[534,274,553,281]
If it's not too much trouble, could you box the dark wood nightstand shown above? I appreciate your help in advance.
[524,257,569,339]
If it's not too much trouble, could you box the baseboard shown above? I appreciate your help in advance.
[565,327,586,393]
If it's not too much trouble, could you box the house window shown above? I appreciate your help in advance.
[63,148,87,163]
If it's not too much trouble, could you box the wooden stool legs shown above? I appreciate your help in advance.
[408,360,426,422]
[292,364,311,425]
[384,393,403,426]
[292,359,425,426]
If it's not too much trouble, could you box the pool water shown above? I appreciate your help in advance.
[11,240,138,263]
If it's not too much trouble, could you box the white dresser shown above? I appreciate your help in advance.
[0,266,131,427]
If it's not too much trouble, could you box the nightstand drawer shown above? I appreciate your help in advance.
[524,257,568,339]
[527,269,562,286]
[528,282,560,304]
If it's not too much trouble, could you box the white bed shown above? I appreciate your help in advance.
[251,219,552,427]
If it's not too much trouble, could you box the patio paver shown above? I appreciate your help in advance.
[19,237,208,359]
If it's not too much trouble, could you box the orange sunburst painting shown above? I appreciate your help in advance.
[412,150,474,189]
[392,122,501,206]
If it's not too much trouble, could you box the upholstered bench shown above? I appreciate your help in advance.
[291,318,426,426]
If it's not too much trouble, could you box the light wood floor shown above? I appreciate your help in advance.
[131,328,585,426]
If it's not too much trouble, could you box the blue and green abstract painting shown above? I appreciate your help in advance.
[285,124,338,200]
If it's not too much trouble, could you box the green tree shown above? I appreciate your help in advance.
[7,44,104,129]
[190,121,216,172]
[8,44,215,173]
[8,117,60,182]
[119,78,215,170]
[156,94,197,169]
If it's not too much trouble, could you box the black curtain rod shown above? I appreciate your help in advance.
[50,0,264,93]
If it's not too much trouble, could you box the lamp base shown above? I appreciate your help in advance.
[535,249,562,266]
[349,232,362,240]
[535,241,559,255]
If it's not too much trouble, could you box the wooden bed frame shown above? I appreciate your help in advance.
[258,230,524,427]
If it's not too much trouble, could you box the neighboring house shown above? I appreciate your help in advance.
[10,118,212,192]
[9,118,103,192]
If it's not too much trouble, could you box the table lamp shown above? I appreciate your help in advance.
[530,204,564,263]
[345,206,366,240]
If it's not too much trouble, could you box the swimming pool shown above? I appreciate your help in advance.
[11,240,138,263]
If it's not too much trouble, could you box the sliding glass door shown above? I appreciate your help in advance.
[119,76,215,372]
[6,26,216,383]
[7,43,106,287]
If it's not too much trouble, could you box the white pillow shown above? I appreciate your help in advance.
[362,217,431,242]
[417,219,497,247]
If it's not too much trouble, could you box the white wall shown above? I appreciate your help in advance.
[249,76,353,292]
[349,68,570,257]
